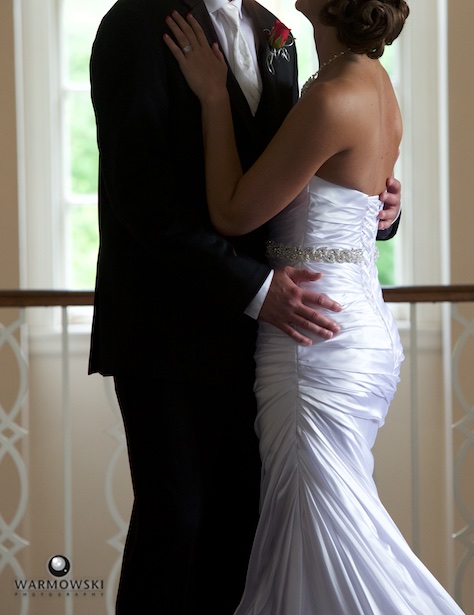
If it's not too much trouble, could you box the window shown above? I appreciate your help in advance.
[16,0,448,331]
[61,0,112,289]
[16,0,115,296]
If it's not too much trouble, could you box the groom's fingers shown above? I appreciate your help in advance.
[297,303,341,335]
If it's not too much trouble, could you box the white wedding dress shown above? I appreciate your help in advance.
[234,176,464,615]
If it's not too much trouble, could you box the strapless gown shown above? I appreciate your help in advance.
[234,177,464,615]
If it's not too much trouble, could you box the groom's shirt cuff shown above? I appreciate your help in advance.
[244,270,274,319]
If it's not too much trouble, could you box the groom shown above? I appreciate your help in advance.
[88,0,401,612]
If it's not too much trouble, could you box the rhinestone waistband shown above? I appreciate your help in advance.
[265,240,368,264]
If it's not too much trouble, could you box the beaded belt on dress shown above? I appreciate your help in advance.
[265,240,377,264]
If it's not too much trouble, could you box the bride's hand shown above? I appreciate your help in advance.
[164,12,228,104]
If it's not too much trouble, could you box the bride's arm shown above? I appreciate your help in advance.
[164,12,345,236]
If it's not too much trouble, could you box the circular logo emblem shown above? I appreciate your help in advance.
[48,555,71,578]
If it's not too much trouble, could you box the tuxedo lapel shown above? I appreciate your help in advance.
[244,1,298,116]
[183,0,218,43]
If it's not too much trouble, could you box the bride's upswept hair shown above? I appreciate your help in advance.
[319,0,410,59]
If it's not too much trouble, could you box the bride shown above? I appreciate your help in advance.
[164,1,465,613]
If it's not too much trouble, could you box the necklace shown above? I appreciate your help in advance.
[300,48,351,96]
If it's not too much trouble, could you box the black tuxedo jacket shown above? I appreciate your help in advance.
[88,0,299,383]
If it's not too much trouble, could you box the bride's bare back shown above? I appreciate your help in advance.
[311,56,402,196]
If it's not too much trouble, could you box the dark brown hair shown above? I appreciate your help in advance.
[320,0,410,59]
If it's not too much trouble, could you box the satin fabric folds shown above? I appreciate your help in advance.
[234,177,464,615]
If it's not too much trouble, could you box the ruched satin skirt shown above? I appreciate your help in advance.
[233,266,464,615]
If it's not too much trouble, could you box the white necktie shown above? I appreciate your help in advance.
[218,1,261,114]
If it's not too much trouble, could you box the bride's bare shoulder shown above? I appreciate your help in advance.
[297,76,364,128]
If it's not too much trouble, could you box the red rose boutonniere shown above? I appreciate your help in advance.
[265,19,294,74]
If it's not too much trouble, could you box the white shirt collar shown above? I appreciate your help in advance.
[203,0,243,19]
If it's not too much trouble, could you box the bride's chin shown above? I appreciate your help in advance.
[294,1,305,16]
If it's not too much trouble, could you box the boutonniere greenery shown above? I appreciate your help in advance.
[265,19,294,74]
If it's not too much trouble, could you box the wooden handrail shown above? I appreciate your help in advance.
[0,286,474,308]
[0,290,94,307]
[382,285,474,303]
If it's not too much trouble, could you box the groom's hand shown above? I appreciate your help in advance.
[378,176,401,231]
[259,267,342,346]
